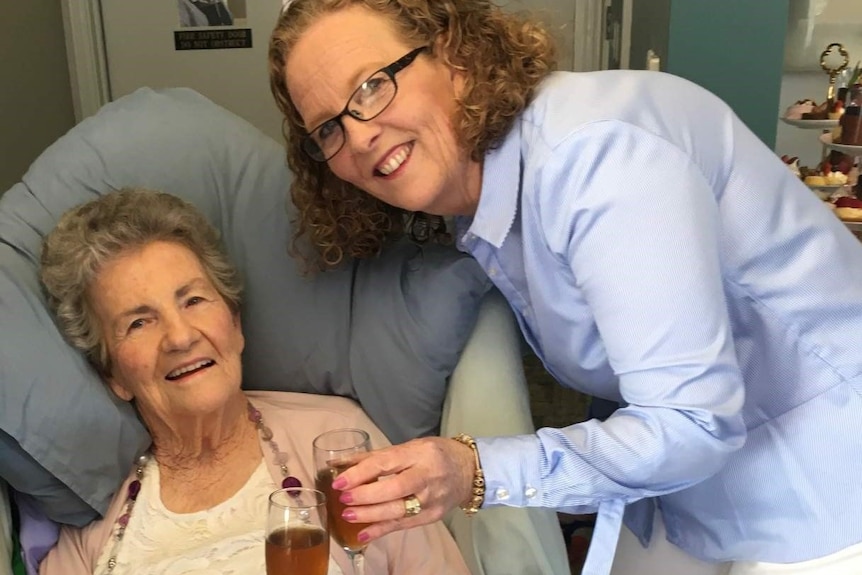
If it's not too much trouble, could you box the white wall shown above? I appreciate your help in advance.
[785,0,862,72]
[0,2,76,194]
[100,0,286,143]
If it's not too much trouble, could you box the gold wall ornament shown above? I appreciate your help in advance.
[820,43,851,102]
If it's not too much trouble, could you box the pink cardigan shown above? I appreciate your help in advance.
[40,391,469,574]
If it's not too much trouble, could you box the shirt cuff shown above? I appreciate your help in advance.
[475,434,544,507]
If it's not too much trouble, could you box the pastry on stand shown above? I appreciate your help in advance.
[834,196,862,221]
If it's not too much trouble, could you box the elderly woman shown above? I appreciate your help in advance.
[37,188,468,575]
[267,1,862,574]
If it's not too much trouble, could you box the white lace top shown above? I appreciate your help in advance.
[94,458,344,575]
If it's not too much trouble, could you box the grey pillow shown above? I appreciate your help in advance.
[0,87,491,524]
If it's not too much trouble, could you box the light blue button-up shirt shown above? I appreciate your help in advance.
[456,71,862,571]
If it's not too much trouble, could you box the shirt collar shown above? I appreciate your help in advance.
[456,120,522,249]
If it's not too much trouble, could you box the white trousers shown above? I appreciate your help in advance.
[611,511,862,575]
[731,540,862,575]
[610,512,728,575]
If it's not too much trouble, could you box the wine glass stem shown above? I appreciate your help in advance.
[347,550,365,575]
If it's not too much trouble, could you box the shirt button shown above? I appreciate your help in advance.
[489,268,497,277]
[495,487,510,501]
[524,486,538,499]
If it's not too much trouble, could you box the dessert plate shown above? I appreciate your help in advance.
[806,182,847,191]
[819,133,862,154]
[780,117,838,129]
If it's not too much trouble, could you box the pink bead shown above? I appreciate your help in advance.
[118,513,130,527]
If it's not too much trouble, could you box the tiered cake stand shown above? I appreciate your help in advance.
[780,43,860,235]
[819,133,862,234]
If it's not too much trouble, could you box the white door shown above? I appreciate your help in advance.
[98,0,285,142]
[66,0,611,141]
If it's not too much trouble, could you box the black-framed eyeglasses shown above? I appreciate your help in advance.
[301,46,428,162]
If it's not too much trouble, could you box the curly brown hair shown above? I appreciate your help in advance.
[269,0,555,270]
[40,188,243,378]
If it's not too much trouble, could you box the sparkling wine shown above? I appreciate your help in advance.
[265,525,329,575]
[316,463,369,551]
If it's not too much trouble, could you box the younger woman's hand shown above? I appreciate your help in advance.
[332,436,476,542]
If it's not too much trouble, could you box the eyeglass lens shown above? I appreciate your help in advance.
[307,71,396,160]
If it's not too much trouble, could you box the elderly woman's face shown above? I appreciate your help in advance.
[89,241,245,421]
[285,4,482,216]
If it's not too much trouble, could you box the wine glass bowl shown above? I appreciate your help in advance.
[265,487,329,575]
[313,428,372,575]
[316,461,368,550]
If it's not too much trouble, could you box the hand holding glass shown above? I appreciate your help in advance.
[265,487,329,575]
[313,428,372,575]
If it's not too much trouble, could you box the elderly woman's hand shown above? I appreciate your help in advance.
[333,437,477,541]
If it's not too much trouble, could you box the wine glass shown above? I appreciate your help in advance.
[265,487,329,575]
[313,428,372,575]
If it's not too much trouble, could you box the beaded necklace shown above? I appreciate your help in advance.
[101,401,301,574]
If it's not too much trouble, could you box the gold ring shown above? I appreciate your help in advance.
[403,495,422,517]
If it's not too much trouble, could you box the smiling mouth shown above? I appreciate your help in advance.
[375,143,413,176]
[166,359,214,381]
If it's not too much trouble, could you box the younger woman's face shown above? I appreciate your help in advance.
[285,4,482,216]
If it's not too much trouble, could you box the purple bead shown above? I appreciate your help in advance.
[248,408,262,423]
[118,513,130,527]
[128,480,141,501]
[282,476,302,489]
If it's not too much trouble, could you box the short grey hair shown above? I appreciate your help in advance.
[40,188,243,377]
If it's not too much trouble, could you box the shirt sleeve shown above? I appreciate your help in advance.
[38,524,90,575]
[477,121,747,512]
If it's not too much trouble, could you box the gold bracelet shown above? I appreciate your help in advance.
[452,433,485,516]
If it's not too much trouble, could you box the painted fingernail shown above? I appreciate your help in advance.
[358,531,370,544]
[341,509,357,521]
[339,492,353,504]
[332,477,347,490]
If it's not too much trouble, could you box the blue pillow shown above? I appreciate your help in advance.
[0,87,491,523]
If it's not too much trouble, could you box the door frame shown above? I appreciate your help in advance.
[572,0,605,71]
[61,0,109,122]
[573,0,631,71]
[606,0,632,70]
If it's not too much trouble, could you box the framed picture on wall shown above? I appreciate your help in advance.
[177,0,247,28]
